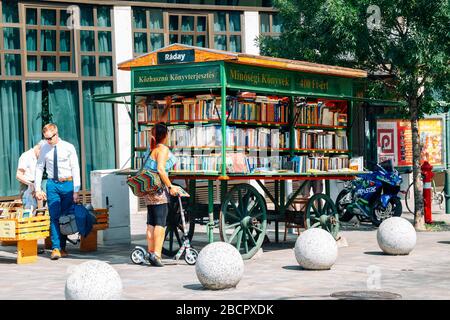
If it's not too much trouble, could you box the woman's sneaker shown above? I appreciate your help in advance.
[147,252,157,266]
[153,255,164,267]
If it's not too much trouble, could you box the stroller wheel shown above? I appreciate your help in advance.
[184,248,198,265]
[130,248,146,265]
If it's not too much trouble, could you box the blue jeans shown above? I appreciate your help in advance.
[47,180,73,250]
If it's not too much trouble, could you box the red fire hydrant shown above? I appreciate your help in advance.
[421,161,434,224]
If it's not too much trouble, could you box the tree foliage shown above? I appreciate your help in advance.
[260,0,449,115]
[260,0,449,228]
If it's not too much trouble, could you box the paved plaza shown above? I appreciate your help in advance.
[1,210,450,300]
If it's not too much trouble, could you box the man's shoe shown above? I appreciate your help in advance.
[61,249,68,258]
[50,249,61,260]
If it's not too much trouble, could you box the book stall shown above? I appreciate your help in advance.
[94,44,370,259]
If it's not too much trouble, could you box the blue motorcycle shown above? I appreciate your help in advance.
[336,160,403,226]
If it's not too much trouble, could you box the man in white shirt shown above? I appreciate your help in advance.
[16,140,46,209]
[35,123,81,260]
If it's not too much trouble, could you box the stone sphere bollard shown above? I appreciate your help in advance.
[195,242,244,290]
[65,260,123,300]
[294,228,338,270]
[377,217,416,255]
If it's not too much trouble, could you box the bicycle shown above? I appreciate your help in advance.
[404,173,445,213]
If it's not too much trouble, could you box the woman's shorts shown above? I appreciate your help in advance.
[147,203,168,226]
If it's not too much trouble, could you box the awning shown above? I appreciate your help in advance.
[93,91,405,107]
[92,92,146,105]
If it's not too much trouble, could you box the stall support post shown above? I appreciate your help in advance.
[348,97,354,159]
[279,180,286,242]
[220,180,227,204]
[325,180,331,197]
[446,112,450,214]
[130,94,136,169]
[220,63,227,179]
[289,97,295,158]
[275,180,279,243]
[207,180,214,243]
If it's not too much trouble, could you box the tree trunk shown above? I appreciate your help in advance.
[410,97,426,230]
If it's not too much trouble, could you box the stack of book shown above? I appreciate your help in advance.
[291,155,350,173]
[137,95,222,122]
[175,154,221,172]
[168,125,222,148]
[227,127,286,149]
[293,129,348,150]
[228,95,287,123]
[295,101,347,126]
[135,129,152,149]
[137,100,167,122]
[246,156,283,172]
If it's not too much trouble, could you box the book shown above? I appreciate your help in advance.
[349,156,364,171]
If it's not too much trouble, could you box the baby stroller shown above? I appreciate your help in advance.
[130,190,198,265]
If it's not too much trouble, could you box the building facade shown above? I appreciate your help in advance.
[0,0,282,199]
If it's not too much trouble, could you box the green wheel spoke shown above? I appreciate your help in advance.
[229,202,241,218]
[243,231,249,253]
[312,205,320,216]
[253,226,264,233]
[226,209,241,222]
[225,222,241,230]
[247,229,257,246]
[228,226,241,243]
[236,230,243,251]
[311,222,321,228]
[242,192,251,215]
[248,203,260,217]
[238,189,244,216]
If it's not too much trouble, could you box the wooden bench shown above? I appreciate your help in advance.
[44,208,109,252]
[80,209,109,252]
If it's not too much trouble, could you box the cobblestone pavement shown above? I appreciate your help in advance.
[1,211,449,300]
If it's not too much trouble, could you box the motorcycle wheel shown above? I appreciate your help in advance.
[371,197,402,227]
[335,189,355,222]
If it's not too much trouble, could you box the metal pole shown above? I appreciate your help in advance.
[208,180,214,243]
[220,63,227,178]
[131,93,135,169]
[446,112,450,214]
[275,180,279,243]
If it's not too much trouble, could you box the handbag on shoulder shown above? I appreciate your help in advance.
[127,150,164,197]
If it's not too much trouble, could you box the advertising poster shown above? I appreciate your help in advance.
[377,119,444,166]
[419,119,443,165]
[377,120,398,165]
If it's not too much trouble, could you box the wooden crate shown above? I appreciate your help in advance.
[0,215,50,264]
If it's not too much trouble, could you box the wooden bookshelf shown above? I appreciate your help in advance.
[135,146,290,152]
[292,148,350,154]
[138,120,215,126]
[138,120,289,128]
[228,120,288,127]
[294,124,347,130]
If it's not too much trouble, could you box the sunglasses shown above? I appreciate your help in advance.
[44,133,57,141]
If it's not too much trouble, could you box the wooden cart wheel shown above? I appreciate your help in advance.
[162,195,195,257]
[219,183,267,260]
[305,193,340,239]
